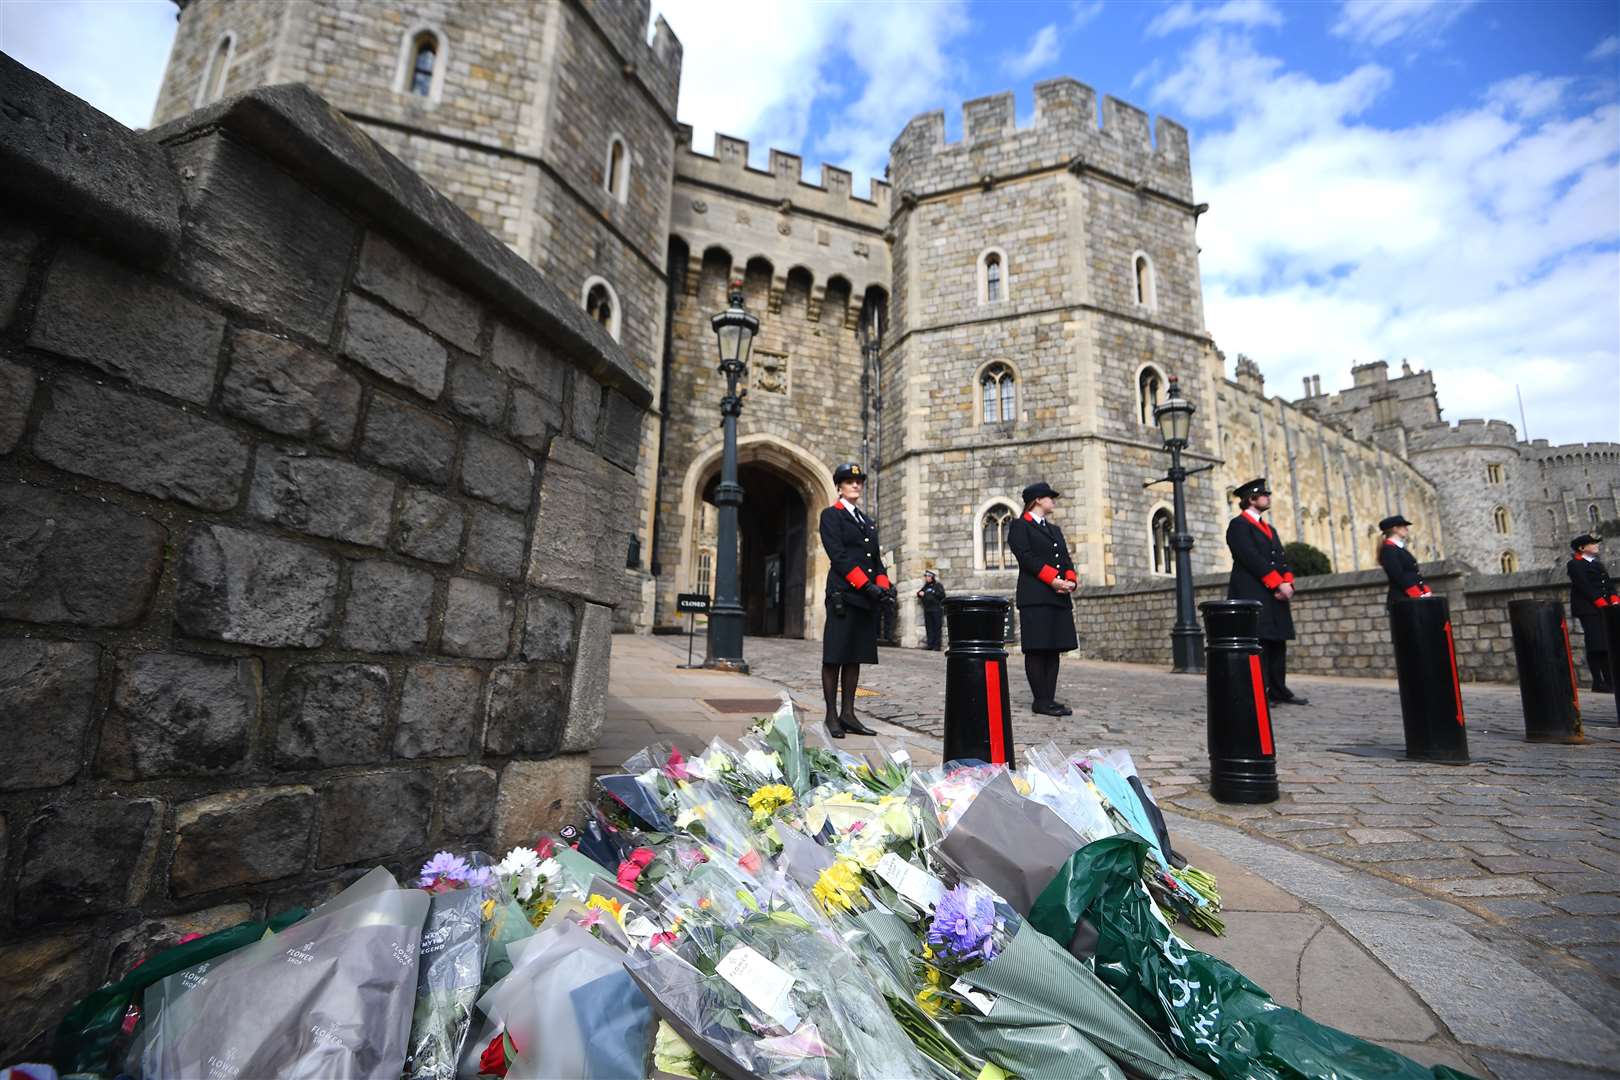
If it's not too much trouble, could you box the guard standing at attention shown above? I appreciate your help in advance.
[1376,514,1432,608]
[1226,478,1308,706]
[819,462,889,738]
[1567,533,1619,693]
[917,570,946,650]
[1007,481,1079,716]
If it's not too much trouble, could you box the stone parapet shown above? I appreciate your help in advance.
[0,66,639,1060]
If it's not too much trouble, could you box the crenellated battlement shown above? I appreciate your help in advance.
[889,79,1193,206]
[577,0,683,112]
[1408,418,1522,451]
[674,127,890,227]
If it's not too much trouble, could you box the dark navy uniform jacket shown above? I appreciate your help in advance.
[1225,511,1295,641]
[1378,540,1431,607]
[1007,512,1077,609]
[820,501,890,610]
[1568,555,1619,619]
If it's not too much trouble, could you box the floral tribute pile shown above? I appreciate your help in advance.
[45,698,1477,1080]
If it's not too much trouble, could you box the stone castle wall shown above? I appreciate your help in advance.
[1525,440,1620,565]
[0,65,646,1058]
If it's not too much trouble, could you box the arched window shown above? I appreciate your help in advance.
[1137,365,1164,426]
[1133,252,1156,308]
[1492,506,1510,534]
[582,277,620,341]
[1590,504,1602,529]
[1500,551,1518,573]
[1486,463,1503,484]
[980,363,1016,424]
[1150,507,1174,575]
[197,33,234,107]
[695,548,713,596]
[604,135,629,202]
[981,505,1016,570]
[395,26,448,102]
[978,249,1008,304]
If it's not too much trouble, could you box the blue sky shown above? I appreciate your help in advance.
[5,0,1617,444]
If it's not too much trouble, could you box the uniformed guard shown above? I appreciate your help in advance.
[819,463,889,738]
[916,570,946,650]
[1567,533,1619,693]
[1007,481,1079,716]
[1376,514,1432,608]
[1226,478,1308,706]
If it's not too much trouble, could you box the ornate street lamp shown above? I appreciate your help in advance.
[704,280,758,672]
[1150,375,1212,673]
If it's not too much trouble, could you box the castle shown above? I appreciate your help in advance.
[151,0,1619,645]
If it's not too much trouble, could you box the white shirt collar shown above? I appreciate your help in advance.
[1390,536,1406,549]
[839,497,862,517]
[1243,508,1263,523]
[1029,511,1046,524]
[1582,553,1597,562]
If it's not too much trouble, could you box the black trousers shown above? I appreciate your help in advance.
[1261,639,1291,698]
[1588,645,1612,690]
[923,607,943,650]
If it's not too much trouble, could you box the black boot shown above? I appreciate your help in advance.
[838,664,877,735]
[821,664,845,739]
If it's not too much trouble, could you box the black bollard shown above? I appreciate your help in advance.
[942,595,1015,767]
[1604,605,1620,725]
[1508,599,1584,743]
[1389,595,1470,762]
[1200,600,1278,803]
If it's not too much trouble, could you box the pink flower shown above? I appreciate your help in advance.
[675,846,709,870]
[650,931,678,949]
[629,847,656,869]
[616,861,643,891]
[536,837,556,859]
[664,747,691,780]
[737,850,763,875]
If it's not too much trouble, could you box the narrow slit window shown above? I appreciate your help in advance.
[410,33,438,96]
[984,253,1002,303]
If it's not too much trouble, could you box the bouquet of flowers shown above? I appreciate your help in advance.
[405,852,499,1080]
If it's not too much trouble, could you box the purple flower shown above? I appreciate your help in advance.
[927,885,999,963]
[464,865,496,888]
[419,851,471,888]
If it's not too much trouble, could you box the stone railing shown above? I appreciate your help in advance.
[0,59,646,1058]
[1070,561,1580,684]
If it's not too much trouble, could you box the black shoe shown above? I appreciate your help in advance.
[839,712,878,736]
[824,710,845,739]
[1032,702,1066,717]
[1052,701,1074,716]
[1270,693,1309,706]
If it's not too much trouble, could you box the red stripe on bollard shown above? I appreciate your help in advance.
[1443,621,1466,726]
[984,659,1005,764]
[1561,618,1581,711]
[1248,653,1273,754]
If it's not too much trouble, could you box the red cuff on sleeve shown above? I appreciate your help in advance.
[875,574,891,590]
[1064,570,1077,583]
[1038,565,1059,585]
[1261,571,1284,590]
[1405,585,1424,598]
[1420,586,1433,596]
[1610,594,1620,604]
[1598,597,1610,608]
[1281,572,1295,584]
[845,567,870,589]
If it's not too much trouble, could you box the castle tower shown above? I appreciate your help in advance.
[882,80,1226,625]
[1407,420,1535,572]
[152,0,683,627]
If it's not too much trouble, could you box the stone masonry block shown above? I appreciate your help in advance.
[276,662,391,768]
[599,390,643,473]
[248,447,395,547]
[221,329,362,448]
[176,524,341,648]
[1,484,166,627]
[170,787,316,897]
[465,506,527,580]
[395,663,483,758]
[508,384,562,454]
[339,559,434,654]
[354,232,482,352]
[316,770,433,867]
[529,438,637,605]
[0,356,34,453]
[571,372,602,448]
[0,639,99,791]
[460,432,534,512]
[446,358,509,427]
[0,932,95,1066]
[29,245,225,404]
[16,798,159,928]
[170,135,354,340]
[397,486,464,564]
[0,218,40,329]
[34,379,250,511]
[521,594,577,662]
[483,661,567,756]
[359,391,456,485]
[342,294,448,400]
[491,321,566,399]
[442,576,514,659]
[493,755,591,851]
[440,766,498,839]
[560,602,611,753]
[99,652,261,780]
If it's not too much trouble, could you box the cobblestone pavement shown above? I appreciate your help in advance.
[742,637,1620,1074]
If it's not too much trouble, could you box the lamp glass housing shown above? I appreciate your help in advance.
[711,293,759,370]
[1154,380,1195,448]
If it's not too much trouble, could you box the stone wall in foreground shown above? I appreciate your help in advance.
[0,61,647,1059]
[1069,560,1583,685]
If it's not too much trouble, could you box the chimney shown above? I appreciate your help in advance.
[1302,376,1313,398]
[1313,375,1323,396]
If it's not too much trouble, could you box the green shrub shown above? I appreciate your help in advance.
[1284,541,1332,577]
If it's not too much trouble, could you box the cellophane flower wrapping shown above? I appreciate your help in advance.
[137,866,429,1080]
[405,852,500,1080]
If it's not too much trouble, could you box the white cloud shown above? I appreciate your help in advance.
[1588,34,1620,62]
[1146,0,1283,38]
[1070,1,1106,28]
[1003,23,1061,78]
[1150,31,1620,444]
[1331,0,1477,49]
[0,0,176,128]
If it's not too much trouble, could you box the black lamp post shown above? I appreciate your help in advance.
[704,280,758,672]
[1151,375,1208,673]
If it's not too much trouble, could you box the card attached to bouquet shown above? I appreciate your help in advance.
[876,852,945,911]
[951,978,997,1016]
[716,944,796,1024]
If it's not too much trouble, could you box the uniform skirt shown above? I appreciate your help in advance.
[1579,614,1609,652]
[1017,603,1078,653]
[823,600,879,664]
